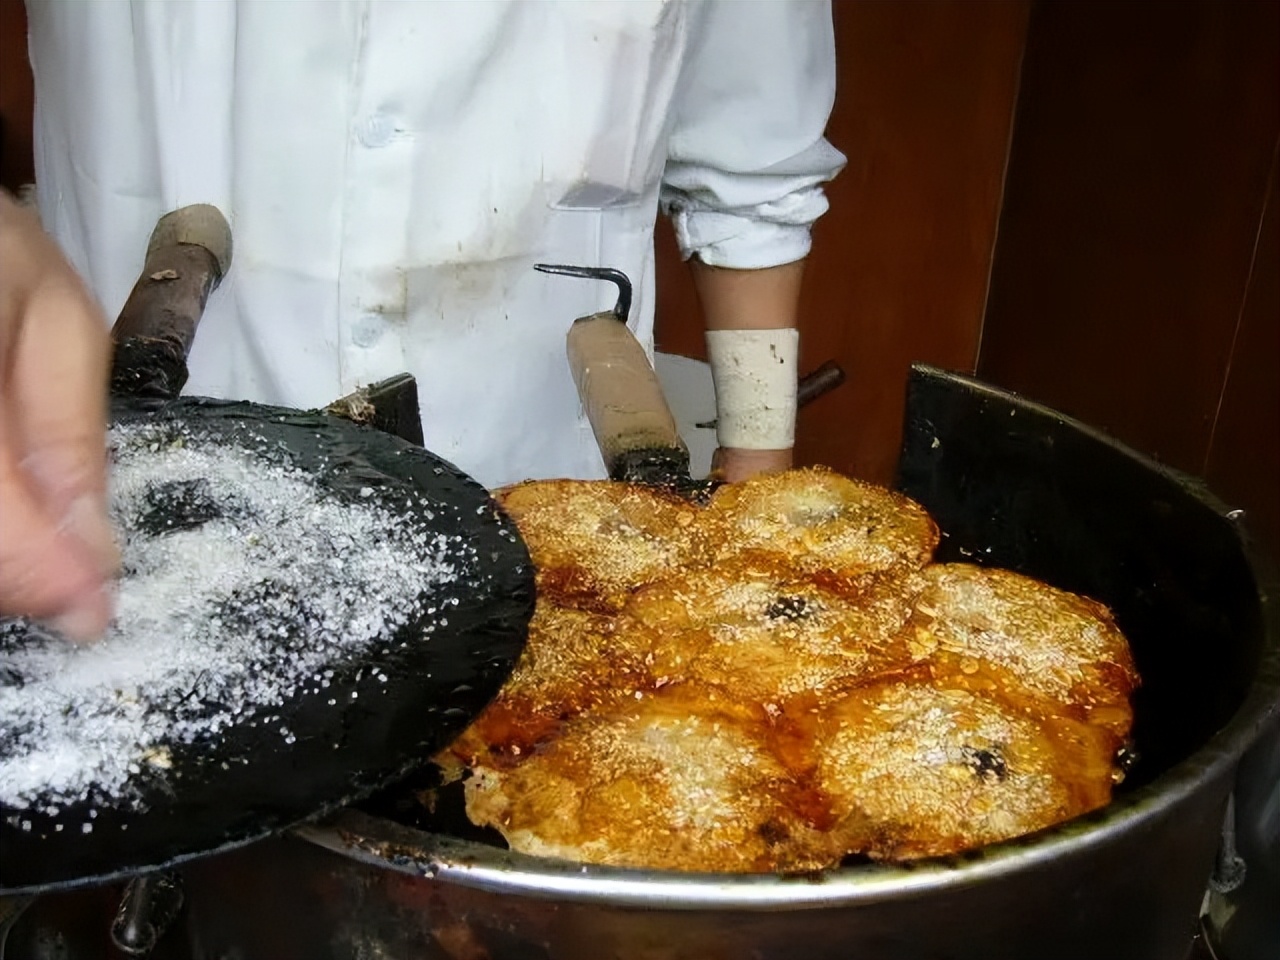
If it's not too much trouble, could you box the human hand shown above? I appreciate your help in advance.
[709,446,793,483]
[0,191,117,642]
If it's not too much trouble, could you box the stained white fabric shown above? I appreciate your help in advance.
[26,0,845,488]
[705,328,799,449]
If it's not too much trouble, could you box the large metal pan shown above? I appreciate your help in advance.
[0,206,534,897]
[135,364,1280,960]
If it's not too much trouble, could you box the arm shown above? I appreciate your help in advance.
[689,258,804,480]
[0,190,117,642]
[661,0,845,481]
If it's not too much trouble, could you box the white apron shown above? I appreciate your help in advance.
[26,0,844,489]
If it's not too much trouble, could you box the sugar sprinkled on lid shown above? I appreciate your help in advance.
[0,419,469,811]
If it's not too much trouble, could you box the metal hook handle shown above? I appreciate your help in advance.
[533,264,632,323]
[0,895,34,960]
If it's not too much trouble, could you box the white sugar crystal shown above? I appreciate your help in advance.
[0,419,472,811]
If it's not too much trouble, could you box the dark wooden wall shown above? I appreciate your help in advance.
[978,0,1280,553]
[0,0,33,191]
[1206,149,1279,555]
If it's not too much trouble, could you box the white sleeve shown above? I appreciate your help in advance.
[660,0,847,269]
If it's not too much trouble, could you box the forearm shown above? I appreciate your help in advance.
[689,258,805,332]
[664,0,841,480]
[690,258,804,480]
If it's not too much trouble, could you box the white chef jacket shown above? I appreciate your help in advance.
[26,0,845,489]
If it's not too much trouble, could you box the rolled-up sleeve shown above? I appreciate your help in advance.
[660,0,847,269]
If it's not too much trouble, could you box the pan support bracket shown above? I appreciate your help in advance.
[324,373,426,447]
[110,871,185,957]
[0,895,34,960]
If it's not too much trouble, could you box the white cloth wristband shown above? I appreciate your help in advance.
[705,328,799,450]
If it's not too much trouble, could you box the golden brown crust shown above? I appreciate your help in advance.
[495,479,708,611]
[460,681,852,873]
[623,561,924,702]
[698,466,940,582]
[903,564,1139,738]
[813,678,1120,860]
[443,603,657,771]
[443,469,1138,873]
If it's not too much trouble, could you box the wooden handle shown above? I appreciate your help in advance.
[109,204,232,400]
[111,204,232,349]
[566,314,688,473]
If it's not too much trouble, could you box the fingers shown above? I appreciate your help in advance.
[11,279,118,575]
[0,421,113,642]
[0,192,116,642]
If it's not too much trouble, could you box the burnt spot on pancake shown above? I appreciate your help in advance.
[766,596,811,622]
[962,745,1009,783]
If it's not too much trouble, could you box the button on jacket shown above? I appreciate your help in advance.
[27,0,845,488]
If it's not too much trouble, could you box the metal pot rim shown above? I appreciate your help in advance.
[298,377,1280,911]
[300,585,1280,911]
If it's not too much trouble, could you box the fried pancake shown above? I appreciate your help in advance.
[815,677,1120,860]
[460,681,851,873]
[700,466,939,583]
[439,469,1138,872]
[904,564,1139,737]
[442,604,656,772]
[495,479,706,611]
[623,561,924,702]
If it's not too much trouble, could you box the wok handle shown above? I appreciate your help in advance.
[112,204,232,348]
[797,359,847,408]
[110,204,233,400]
[566,313,689,475]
